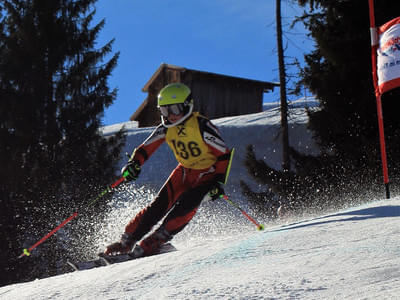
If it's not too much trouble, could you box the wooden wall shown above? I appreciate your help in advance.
[184,71,263,119]
[133,66,268,127]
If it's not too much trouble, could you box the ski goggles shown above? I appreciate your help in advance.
[159,103,184,117]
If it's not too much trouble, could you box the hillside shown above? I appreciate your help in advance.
[2,100,397,299]
[1,198,399,299]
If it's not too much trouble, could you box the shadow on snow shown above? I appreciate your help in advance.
[273,205,400,233]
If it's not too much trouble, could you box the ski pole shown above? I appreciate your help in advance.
[223,148,235,184]
[219,148,263,230]
[221,194,265,231]
[18,175,127,259]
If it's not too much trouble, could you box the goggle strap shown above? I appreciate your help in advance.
[184,93,192,105]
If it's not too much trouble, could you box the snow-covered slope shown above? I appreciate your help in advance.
[2,198,399,299]
[3,101,399,299]
[87,101,321,252]
[101,99,320,195]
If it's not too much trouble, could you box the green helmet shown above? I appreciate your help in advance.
[157,83,194,127]
[157,83,192,106]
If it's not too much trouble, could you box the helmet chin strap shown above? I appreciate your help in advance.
[161,104,193,128]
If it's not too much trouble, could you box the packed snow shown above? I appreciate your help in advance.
[2,99,399,299]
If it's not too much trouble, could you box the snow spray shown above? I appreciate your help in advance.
[17,175,128,258]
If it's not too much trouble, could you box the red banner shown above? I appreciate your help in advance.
[377,17,400,94]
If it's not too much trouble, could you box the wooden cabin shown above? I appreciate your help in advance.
[130,63,279,127]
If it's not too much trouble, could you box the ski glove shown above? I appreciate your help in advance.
[208,182,225,201]
[121,160,141,181]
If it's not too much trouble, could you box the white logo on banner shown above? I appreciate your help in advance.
[377,21,400,94]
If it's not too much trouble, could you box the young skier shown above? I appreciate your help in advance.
[104,83,231,257]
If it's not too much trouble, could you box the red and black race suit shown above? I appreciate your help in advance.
[124,112,230,249]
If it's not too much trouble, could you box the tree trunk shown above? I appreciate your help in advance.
[276,0,290,172]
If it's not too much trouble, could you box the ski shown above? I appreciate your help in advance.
[67,243,177,271]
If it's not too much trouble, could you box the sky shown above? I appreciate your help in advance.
[93,0,315,125]
[2,102,398,299]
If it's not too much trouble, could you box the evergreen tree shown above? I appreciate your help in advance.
[242,0,400,213]
[295,0,400,183]
[0,0,125,286]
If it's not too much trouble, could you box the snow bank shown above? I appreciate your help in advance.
[2,197,399,299]
[8,100,400,299]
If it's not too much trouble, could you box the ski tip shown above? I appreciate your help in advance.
[258,224,265,231]
[66,260,80,272]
